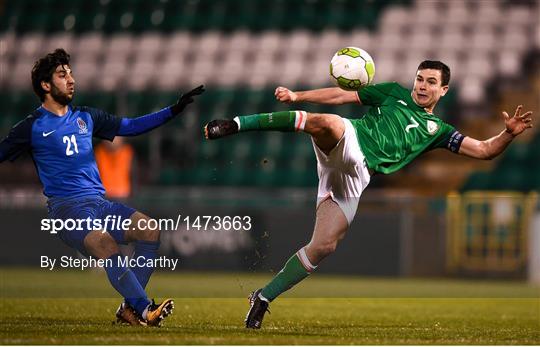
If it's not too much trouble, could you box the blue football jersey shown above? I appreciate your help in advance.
[0,105,120,197]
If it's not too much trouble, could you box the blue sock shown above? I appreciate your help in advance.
[131,240,160,289]
[105,254,150,315]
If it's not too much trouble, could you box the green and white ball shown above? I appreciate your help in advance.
[330,47,375,91]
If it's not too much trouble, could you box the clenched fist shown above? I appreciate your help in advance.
[275,86,298,103]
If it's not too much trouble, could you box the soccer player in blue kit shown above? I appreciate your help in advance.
[0,49,205,326]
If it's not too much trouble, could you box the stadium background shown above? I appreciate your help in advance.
[1,0,539,344]
[1,0,540,300]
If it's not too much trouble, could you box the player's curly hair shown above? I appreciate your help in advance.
[31,48,71,101]
[418,60,450,86]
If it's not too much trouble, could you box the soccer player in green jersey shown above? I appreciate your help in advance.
[203,60,533,329]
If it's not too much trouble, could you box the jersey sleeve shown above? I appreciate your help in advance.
[431,122,465,153]
[82,107,122,141]
[357,82,400,106]
[117,107,174,136]
[0,116,34,163]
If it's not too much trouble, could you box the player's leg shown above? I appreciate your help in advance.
[204,111,345,151]
[49,197,150,314]
[262,197,348,298]
[305,198,349,262]
[124,211,160,289]
[48,196,149,325]
[100,201,159,289]
[246,117,368,328]
[303,112,345,154]
[245,197,348,329]
[83,230,151,323]
[102,200,174,326]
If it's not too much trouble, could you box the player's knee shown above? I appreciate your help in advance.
[129,224,159,242]
[128,213,160,242]
[306,114,345,145]
[307,113,342,135]
[141,228,160,242]
[84,231,118,259]
[87,231,111,246]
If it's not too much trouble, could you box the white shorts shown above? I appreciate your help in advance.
[312,118,371,225]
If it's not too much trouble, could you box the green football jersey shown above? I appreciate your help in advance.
[350,82,458,174]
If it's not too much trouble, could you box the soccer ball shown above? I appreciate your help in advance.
[330,47,375,91]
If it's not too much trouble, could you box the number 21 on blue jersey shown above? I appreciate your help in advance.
[63,134,79,156]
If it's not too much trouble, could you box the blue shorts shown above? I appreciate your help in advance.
[47,194,136,256]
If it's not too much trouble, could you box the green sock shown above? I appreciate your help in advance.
[261,247,316,301]
[236,111,307,132]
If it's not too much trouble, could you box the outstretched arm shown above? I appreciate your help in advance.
[459,105,533,160]
[275,86,360,105]
[118,85,205,136]
[118,107,173,136]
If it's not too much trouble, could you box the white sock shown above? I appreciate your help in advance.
[294,111,307,132]
[233,116,241,130]
[142,305,150,320]
[297,246,317,272]
[258,292,270,302]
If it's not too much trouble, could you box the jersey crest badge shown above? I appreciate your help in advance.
[427,120,439,135]
[77,117,88,134]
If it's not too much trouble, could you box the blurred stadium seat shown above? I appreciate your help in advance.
[0,0,538,190]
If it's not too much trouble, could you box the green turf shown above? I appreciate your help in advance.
[1,268,539,344]
[2,268,539,298]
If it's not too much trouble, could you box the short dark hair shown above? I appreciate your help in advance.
[417,60,450,86]
[31,48,71,101]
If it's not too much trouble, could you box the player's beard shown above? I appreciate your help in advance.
[50,83,73,106]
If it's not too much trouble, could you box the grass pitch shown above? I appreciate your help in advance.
[1,268,539,344]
